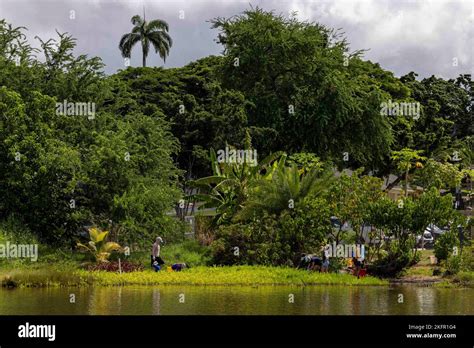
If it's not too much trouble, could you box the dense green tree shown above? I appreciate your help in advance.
[211,8,395,169]
[0,22,182,245]
[397,73,473,166]
[326,170,384,244]
[414,159,467,190]
[111,56,249,180]
[391,148,426,196]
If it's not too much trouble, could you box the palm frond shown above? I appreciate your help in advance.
[119,33,140,58]
[146,19,170,32]
[131,15,143,26]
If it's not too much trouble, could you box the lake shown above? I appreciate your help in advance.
[1,285,472,315]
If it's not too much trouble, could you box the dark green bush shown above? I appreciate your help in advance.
[367,240,412,278]
[434,230,459,262]
[211,196,331,266]
[445,255,462,276]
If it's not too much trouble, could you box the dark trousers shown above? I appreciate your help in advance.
[151,255,165,267]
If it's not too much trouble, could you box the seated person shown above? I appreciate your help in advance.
[298,254,322,271]
[308,256,322,272]
[171,263,188,272]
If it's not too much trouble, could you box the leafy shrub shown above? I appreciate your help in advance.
[0,217,44,268]
[451,271,474,286]
[445,255,462,275]
[121,215,188,248]
[434,230,459,262]
[161,240,212,266]
[211,196,331,266]
[368,253,410,278]
[460,245,474,271]
[0,216,38,245]
[367,241,412,278]
[445,245,474,276]
[211,215,282,266]
[328,257,345,273]
[409,250,421,266]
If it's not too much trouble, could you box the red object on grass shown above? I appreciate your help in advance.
[352,268,367,277]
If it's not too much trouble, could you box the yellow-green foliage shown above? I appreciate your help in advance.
[0,267,91,287]
[80,266,387,286]
[77,227,122,262]
[1,265,387,287]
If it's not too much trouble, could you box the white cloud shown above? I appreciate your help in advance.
[0,0,471,77]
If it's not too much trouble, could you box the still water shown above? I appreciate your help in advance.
[0,285,472,315]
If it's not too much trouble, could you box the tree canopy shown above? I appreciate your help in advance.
[0,7,471,256]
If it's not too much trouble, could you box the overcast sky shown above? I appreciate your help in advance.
[1,0,472,78]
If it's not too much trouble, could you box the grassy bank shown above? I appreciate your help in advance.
[434,271,474,288]
[0,265,388,288]
[0,222,470,288]
[401,249,474,287]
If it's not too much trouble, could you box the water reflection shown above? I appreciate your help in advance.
[0,285,472,315]
[152,289,161,315]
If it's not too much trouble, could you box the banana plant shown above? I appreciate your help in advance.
[77,227,122,262]
[190,147,286,226]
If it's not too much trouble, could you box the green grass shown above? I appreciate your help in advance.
[416,249,435,266]
[0,267,90,287]
[449,271,474,287]
[1,265,388,288]
[434,273,474,288]
[124,239,211,267]
[404,266,434,277]
[405,248,474,287]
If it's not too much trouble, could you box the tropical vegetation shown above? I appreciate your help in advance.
[0,7,472,286]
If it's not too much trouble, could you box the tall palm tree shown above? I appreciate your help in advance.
[119,14,172,67]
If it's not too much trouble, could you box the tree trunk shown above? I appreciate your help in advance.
[405,168,409,197]
[142,51,146,67]
[383,175,401,192]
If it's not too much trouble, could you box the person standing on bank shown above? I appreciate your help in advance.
[151,237,165,269]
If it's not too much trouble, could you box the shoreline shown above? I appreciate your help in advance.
[1,265,388,288]
[1,265,471,289]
